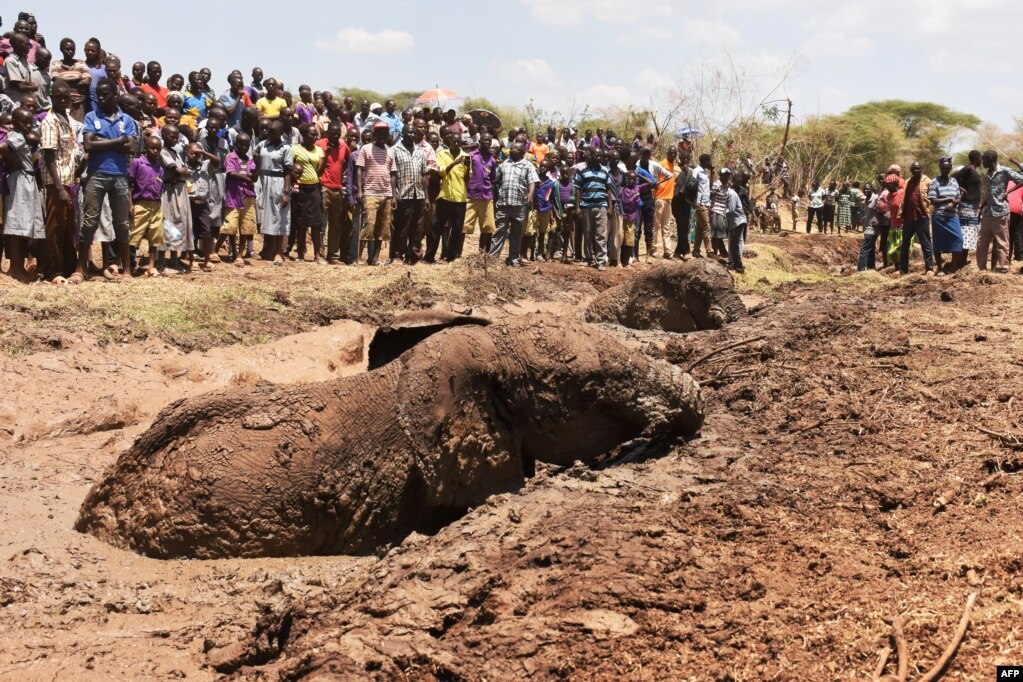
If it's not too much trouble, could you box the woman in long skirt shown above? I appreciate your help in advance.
[255,119,293,265]
[928,157,964,274]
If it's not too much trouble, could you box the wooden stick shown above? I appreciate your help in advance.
[685,335,766,372]
[893,614,910,682]
[916,592,978,682]
[790,417,833,436]
[872,646,892,682]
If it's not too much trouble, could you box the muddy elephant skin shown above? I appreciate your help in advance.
[585,259,747,332]
[75,314,704,560]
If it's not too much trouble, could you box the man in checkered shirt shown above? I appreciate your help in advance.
[390,126,429,264]
[489,142,539,267]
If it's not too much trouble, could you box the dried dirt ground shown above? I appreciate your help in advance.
[3,234,1023,681]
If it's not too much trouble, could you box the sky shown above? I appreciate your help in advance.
[24,0,1021,130]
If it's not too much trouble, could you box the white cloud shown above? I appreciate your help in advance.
[616,26,673,46]
[637,68,675,93]
[501,58,561,86]
[520,0,671,26]
[681,20,743,47]
[575,83,635,107]
[801,31,873,59]
[315,27,414,54]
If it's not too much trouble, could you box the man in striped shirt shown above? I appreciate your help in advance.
[490,142,539,267]
[574,147,612,270]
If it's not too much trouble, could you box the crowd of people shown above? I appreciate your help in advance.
[847,154,1023,275]
[0,14,758,284]
[2,13,1020,286]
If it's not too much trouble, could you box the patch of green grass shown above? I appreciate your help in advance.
[733,242,891,298]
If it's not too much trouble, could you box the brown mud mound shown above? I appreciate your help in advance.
[75,314,704,560]
[584,259,746,331]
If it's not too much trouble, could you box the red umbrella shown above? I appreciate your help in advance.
[415,87,463,109]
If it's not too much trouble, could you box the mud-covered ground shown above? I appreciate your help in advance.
[3,234,1022,681]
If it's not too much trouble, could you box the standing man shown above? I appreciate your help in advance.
[672,150,694,260]
[427,130,470,262]
[490,142,539,266]
[692,154,713,258]
[653,146,681,259]
[354,99,382,133]
[72,78,137,283]
[40,79,81,281]
[574,146,612,270]
[977,151,1023,273]
[245,67,265,104]
[316,122,351,264]
[720,169,747,274]
[140,61,169,109]
[355,121,397,266]
[381,99,403,142]
[897,162,933,275]
[391,125,429,264]
[955,150,983,260]
[218,71,250,128]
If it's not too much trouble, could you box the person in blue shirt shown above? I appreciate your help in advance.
[71,77,137,284]
[720,169,748,274]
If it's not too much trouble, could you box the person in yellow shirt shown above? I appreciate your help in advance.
[255,78,286,119]
[291,123,327,262]
[425,131,470,262]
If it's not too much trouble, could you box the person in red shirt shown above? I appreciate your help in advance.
[140,60,169,109]
[1008,179,1023,262]
[897,162,934,274]
[315,122,352,264]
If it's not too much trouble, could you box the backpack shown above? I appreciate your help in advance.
[681,167,699,204]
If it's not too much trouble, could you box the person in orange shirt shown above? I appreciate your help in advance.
[529,131,549,166]
[654,146,682,259]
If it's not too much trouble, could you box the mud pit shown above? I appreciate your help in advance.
[4,234,1023,680]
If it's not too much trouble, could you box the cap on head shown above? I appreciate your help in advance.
[373,121,389,131]
[370,102,383,112]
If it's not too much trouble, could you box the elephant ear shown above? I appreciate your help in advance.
[394,325,526,510]
[368,309,491,370]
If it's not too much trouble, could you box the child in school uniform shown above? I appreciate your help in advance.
[0,108,45,282]
[619,171,641,267]
[159,124,192,273]
[185,142,221,271]
[127,135,165,277]
[529,159,557,263]
[220,132,257,266]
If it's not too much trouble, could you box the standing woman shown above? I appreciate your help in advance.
[255,119,293,265]
[836,182,853,233]
[928,156,964,274]
[290,123,326,262]
[49,39,91,120]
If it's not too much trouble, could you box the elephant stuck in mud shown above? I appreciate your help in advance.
[76,313,705,560]
[585,259,747,332]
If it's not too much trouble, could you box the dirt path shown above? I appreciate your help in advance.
[3,235,1021,680]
